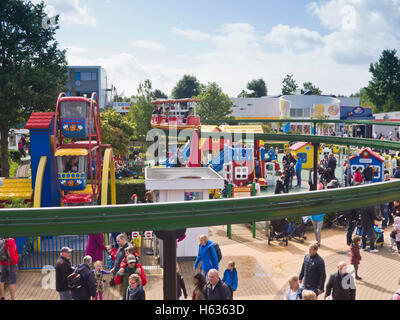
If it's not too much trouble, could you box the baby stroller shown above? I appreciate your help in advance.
[288,216,309,243]
[355,225,384,248]
[268,218,290,246]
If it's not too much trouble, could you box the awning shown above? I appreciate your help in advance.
[55,148,89,156]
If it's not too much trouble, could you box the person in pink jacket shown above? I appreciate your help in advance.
[85,234,110,263]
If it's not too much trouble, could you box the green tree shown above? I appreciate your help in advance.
[246,78,267,97]
[365,49,400,113]
[303,82,322,95]
[195,82,233,121]
[0,0,68,177]
[282,74,298,95]
[153,89,168,99]
[351,88,376,109]
[237,89,250,98]
[101,108,134,156]
[128,79,155,141]
[172,74,202,99]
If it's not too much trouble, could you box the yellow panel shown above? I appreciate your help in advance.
[55,148,89,157]
[34,156,47,208]
[0,178,33,200]
[101,148,116,205]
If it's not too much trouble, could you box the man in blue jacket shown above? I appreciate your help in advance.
[310,214,325,247]
[193,234,219,281]
[295,154,304,187]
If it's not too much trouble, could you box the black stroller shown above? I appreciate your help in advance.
[287,216,309,243]
[268,218,290,246]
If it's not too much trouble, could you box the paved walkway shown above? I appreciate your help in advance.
[2,223,399,300]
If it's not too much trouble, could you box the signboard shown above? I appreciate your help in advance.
[131,232,140,240]
[143,231,153,239]
[314,103,340,120]
[232,186,252,198]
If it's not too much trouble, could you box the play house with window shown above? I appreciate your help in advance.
[349,147,385,183]
[289,142,321,169]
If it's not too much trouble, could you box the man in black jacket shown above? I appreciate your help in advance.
[111,233,131,285]
[55,247,74,300]
[299,243,326,297]
[203,269,232,300]
[362,163,374,184]
[327,154,337,172]
[325,262,356,300]
[275,175,285,194]
[345,208,360,246]
[360,206,379,252]
[71,256,96,300]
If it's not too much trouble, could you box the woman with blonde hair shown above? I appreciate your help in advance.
[126,273,145,300]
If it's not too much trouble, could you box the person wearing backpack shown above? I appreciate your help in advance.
[55,247,74,300]
[0,237,19,300]
[70,256,96,300]
[193,234,219,281]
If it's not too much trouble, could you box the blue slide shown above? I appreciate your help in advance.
[207,146,230,172]
[163,141,191,167]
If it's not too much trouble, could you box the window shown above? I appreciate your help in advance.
[81,72,97,81]
[296,109,304,117]
[304,108,311,117]
[290,108,297,117]
[235,167,248,180]
[75,72,81,81]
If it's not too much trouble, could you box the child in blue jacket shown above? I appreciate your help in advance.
[222,261,238,297]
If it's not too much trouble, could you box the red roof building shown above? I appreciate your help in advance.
[25,113,55,130]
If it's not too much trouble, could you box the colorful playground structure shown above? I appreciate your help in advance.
[0,92,116,208]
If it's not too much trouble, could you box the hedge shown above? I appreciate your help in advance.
[104,179,146,204]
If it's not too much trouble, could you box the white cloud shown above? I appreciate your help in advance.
[308,0,400,64]
[130,40,168,53]
[32,0,98,27]
[64,2,400,99]
[264,24,323,51]
[171,27,211,41]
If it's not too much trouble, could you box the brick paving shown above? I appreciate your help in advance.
[2,222,399,300]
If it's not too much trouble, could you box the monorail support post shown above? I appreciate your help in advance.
[154,229,186,300]
[313,143,320,191]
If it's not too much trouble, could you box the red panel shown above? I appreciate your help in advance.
[62,193,93,204]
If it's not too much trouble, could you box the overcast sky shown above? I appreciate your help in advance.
[34,0,400,97]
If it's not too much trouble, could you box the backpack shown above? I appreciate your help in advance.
[209,242,222,263]
[67,268,84,290]
[0,238,10,262]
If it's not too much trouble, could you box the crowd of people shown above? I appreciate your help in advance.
[43,232,237,301]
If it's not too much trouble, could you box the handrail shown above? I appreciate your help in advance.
[1,181,400,237]
[202,118,400,127]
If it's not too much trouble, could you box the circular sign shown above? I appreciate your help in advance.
[144,231,153,239]
[131,232,140,240]
[328,105,339,115]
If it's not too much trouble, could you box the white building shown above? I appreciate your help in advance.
[230,97,281,120]
[373,111,400,139]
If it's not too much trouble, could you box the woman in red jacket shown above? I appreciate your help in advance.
[353,168,362,185]
[0,238,19,300]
